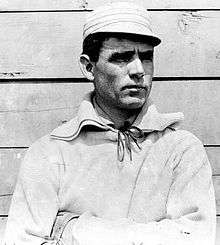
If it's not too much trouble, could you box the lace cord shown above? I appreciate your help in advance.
[41,238,65,245]
[117,130,125,162]
[117,125,145,162]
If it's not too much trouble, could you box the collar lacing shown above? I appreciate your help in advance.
[117,121,145,162]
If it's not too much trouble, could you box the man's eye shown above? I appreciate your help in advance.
[109,54,132,63]
[145,57,153,62]
[117,57,131,62]
[139,53,153,62]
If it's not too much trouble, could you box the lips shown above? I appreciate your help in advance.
[122,85,146,91]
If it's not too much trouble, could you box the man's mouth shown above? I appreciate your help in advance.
[122,85,146,91]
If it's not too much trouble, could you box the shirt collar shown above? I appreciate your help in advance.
[50,91,184,141]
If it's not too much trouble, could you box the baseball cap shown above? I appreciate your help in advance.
[83,1,161,46]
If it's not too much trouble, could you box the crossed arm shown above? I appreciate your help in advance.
[4,135,216,245]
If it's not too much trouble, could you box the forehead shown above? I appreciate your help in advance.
[101,37,154,52]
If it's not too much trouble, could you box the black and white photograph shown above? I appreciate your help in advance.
[0,0,219,244]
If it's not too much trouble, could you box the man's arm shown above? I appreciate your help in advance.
[4,133,216,245]
[69,134,216,245]
[4,139,60,245]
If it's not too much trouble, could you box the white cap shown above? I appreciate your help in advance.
[83,2,161,46]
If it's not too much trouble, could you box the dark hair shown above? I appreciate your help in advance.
[82,32,155,62]
[82,33,107,62]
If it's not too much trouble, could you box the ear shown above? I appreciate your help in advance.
[78,54,94,81]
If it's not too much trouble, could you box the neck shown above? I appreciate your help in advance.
[94,95,140,129]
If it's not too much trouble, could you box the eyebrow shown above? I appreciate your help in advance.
[138,50,154,58]
[108,51,135,62]
[108,50,154,62]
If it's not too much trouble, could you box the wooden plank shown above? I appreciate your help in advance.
[0,217,220,245]
[0,81,220,147]
[0,149,26,196]
[0,193,11,216]
[0,217,7,245]
[214,176,220,215]
[0,149,26,222]
[0,0,219,11]
[217,217,220,245]
[0,147,219,215]
[151,80,220,145]
[207,148,220,176]
[0,83,93,146]
[0,11,220,78]
[0,12,84,79]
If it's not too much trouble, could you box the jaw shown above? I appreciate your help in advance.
[94,91,148,129]
[116,89,149,109]
[117,97,146,110]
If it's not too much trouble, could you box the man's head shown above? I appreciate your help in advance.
[79,2,161,111]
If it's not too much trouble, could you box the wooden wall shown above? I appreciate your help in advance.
[0,0,220,243]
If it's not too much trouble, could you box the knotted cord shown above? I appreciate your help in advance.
[117,122,145,162]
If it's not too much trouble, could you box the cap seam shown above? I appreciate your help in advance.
[84,20,153,37]
[87,11,149,22]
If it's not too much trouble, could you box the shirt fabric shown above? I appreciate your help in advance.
[4,92,216,245]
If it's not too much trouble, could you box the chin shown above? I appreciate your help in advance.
[119,97,146,110]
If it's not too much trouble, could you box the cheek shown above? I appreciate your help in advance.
[104,63,124,77]
[101,65,126,90]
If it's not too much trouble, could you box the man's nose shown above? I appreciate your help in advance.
[128,58,145,79]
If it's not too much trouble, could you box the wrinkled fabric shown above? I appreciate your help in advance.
[4,92,216,245]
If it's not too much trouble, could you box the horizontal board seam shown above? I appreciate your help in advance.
[1,77,220,83]
[0,194,11,198]
[0,147,28,149]
[1,9,220,14]
[205,145,220,147]
[0,106,78,113]
[1,214,220,218]
[0,146,219,149]
[0,215,8,217]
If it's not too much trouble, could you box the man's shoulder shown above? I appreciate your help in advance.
[29,115,79,150]
[25,133,59,158]
[50,116,79,140]
[161,129,208,169]
[162,128,204,148]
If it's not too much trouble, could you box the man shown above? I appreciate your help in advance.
[4,2,216,245]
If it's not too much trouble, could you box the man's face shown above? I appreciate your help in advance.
[92,37,154,110]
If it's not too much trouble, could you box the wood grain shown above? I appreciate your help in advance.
[0,217,7,245]
[214,176,220,215]
[0,11,220,78]
[0,149,26,196]
[207,148,220,176]
[0,83,93,146]
[151,80,220,145]
[0,0,220,11]
[217,217,220,245]
[0,81,220,147]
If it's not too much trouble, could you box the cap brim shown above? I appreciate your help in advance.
[85,22,161,47]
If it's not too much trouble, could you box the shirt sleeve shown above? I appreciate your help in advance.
[164,134,216,244]
[70,133,216,245]
[4,140,60,245]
